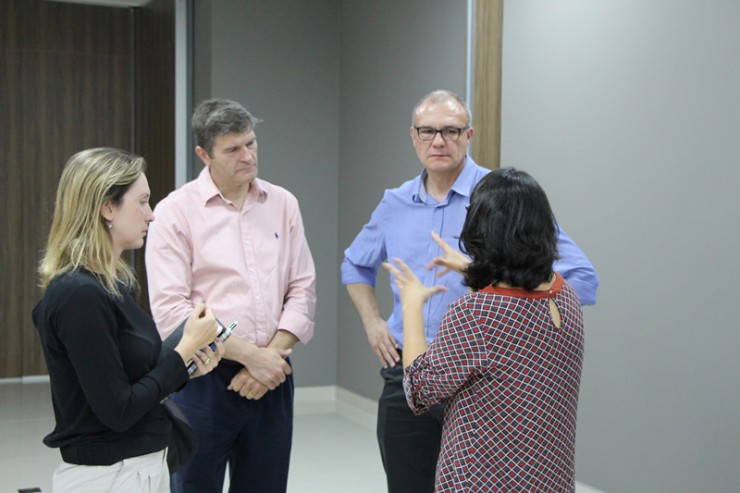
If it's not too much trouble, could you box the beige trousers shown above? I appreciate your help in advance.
[52,449,169,492]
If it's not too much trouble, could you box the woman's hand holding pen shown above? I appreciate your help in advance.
[175,301,221,373]
[190,339,225,377]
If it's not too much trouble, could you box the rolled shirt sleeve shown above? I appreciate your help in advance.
[340,196,389,287]
[554,227,600,306]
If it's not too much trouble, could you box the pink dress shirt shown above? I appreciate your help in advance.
[145,168,316,346]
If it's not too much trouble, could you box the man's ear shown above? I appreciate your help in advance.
[195,146,211,167]
[100,201,115,222]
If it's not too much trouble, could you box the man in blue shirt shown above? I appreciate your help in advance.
[341,89,599,493]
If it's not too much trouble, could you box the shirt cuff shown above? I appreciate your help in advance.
[278,310,315,344]
[340,259,377,286]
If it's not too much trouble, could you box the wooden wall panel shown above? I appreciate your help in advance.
[0,0,133,377]
[133,0,176,311]
[471,0,504,169]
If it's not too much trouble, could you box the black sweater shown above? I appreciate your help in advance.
[32,270,189,465]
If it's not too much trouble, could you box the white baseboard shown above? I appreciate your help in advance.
[575,483,608,493]
[334,386,377,430]
[293,385,337,414]
[0,375,50,385]
[295,385,376,430]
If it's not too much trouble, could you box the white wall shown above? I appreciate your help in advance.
[500,2,740,492]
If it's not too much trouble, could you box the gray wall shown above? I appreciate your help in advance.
[500,2,740,493]
[194,0,469,389]
[192,1,740,491]
[336,0,469,400]
[193,0,341,386]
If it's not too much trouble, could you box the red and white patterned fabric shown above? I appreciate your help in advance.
[404,274,584,492]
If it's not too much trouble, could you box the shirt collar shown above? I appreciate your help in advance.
[412,155,477,203]
[196,167,267,206]
[479,273,564,299]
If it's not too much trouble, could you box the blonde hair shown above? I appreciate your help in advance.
[39,148,146,297]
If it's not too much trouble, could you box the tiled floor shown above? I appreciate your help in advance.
[1,381,605,493]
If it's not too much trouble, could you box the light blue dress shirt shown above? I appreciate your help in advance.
[341,156,599,348]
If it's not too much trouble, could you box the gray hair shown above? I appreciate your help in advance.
[192,99,262,156]
[411,90,472,127]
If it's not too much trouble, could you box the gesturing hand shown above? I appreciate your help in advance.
[425,231,471,277]
[383,258,446,308]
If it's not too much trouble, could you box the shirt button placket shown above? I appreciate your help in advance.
[424,204,445,340]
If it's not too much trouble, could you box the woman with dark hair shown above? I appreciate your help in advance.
[385,167,585,492]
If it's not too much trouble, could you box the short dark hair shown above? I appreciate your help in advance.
[192,99,262,156]
[460,167,558,291]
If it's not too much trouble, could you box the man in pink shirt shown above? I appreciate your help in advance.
[145,99,317,493]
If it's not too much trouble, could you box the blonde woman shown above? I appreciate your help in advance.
[33,148,223,492]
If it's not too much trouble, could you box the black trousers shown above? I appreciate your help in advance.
[377,360,445,493]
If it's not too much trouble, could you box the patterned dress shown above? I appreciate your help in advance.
[403,274,584,492]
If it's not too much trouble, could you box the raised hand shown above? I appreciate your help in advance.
[425,231,471,277]
[383,257,446,308]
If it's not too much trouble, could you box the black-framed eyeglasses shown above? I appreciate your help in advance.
[414,126,469,142]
